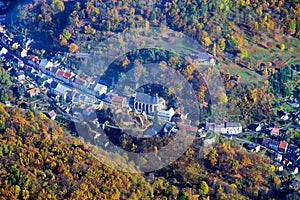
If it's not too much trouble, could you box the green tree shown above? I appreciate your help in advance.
[218,38,226,51]
[199,181,209,196]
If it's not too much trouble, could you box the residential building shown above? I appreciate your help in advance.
[111,95,126,108]
[93,101,104,110]
[278,141,288,153]
[134,92,166,113]
[0,46,7,55]
[39,59,54,71]
[206,122,242,134]
[268,139,280,151]
[157,107,175,122]
[144,123,162,137]
[16,46,27,58]
[26,88,40,98]
[287,164,299,175]
[45,110,56,120]
[93,83,107,97]
[52,83,71,101]
[271,127,280,136]
[15,71,25,82]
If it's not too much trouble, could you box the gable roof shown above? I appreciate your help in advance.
[111,95,125,104]
[278,141,288,150]
[27,88,40,95]
[63,71,72,79]
[224,122,242,128]
[56,69,65,76]
[135,92,163,105]
[271,128,279,134]
[93,83,107,92]
[47,110,56,118]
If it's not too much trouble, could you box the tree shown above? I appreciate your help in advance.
[218,38,226,51]
[280,43,285,51]
[218,92,228,104]
[207,149,218,166]
[150,11,156,21]
[68,43,79,53]
[199,181,209,196]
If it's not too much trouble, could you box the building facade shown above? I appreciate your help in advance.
[134,92,166,113]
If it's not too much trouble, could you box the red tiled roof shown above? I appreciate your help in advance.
[29,55,38,62]
[27,88,40,94]
[56,69,65,76]
[271,128,279,134]
[279,141,288,149]
[182,125,197,131]
[85,106,94,113]
[111,96,125,104]
[48,110,56,118]
[63,72,72,79]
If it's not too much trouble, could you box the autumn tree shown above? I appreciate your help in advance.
[68,43,79,53]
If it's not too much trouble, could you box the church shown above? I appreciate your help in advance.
[134,92,166,113]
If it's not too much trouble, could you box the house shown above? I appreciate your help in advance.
[15,71,25,82]
[255,123,262,132]
[278,141,288,153]
[134,92,166,113]
[26,88,40,98]
[37,76,52,86]
[291,152,300,163]
[83,106,94,116]
[144,123,162,137]
[271,128,280,136]
[274,162,284,172]
[220,122,242,134]
[162,123,178,136]
[157,107,175,122]
[93,83,107,97]
[16,46,27,58]
[28,55,39,68]
[56,69,65,77]
[206,121,242,134]
[196,53,210,62]
[39,59,54,71]
[93,100,104,110]
[52,83,71,101]
[45,110,56,120]
[275,153,283,162]
[287,144,299,154]
[246,143,261,152]
[268,139,280,151]
[0,46,7,55]
[287,164,299,175]
[111,95,126,108]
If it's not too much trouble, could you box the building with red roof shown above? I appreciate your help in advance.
[278,141,288,153]
[63,71,72,79]
[56,69,65,77]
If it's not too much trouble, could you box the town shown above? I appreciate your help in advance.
[0,24,300,192]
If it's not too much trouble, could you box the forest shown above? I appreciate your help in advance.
[0,104,281,199]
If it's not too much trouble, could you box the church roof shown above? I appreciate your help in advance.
[135,92,164,105]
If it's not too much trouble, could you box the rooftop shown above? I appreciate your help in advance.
[135,92,164,105]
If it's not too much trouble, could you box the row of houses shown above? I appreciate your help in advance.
[0,31,28,58]
[262,137,289,153]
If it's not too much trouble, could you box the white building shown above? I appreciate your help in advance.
[157,108,175,122]
[93,83,107,97]
[39,59,54,71]
[206,122,242,134]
